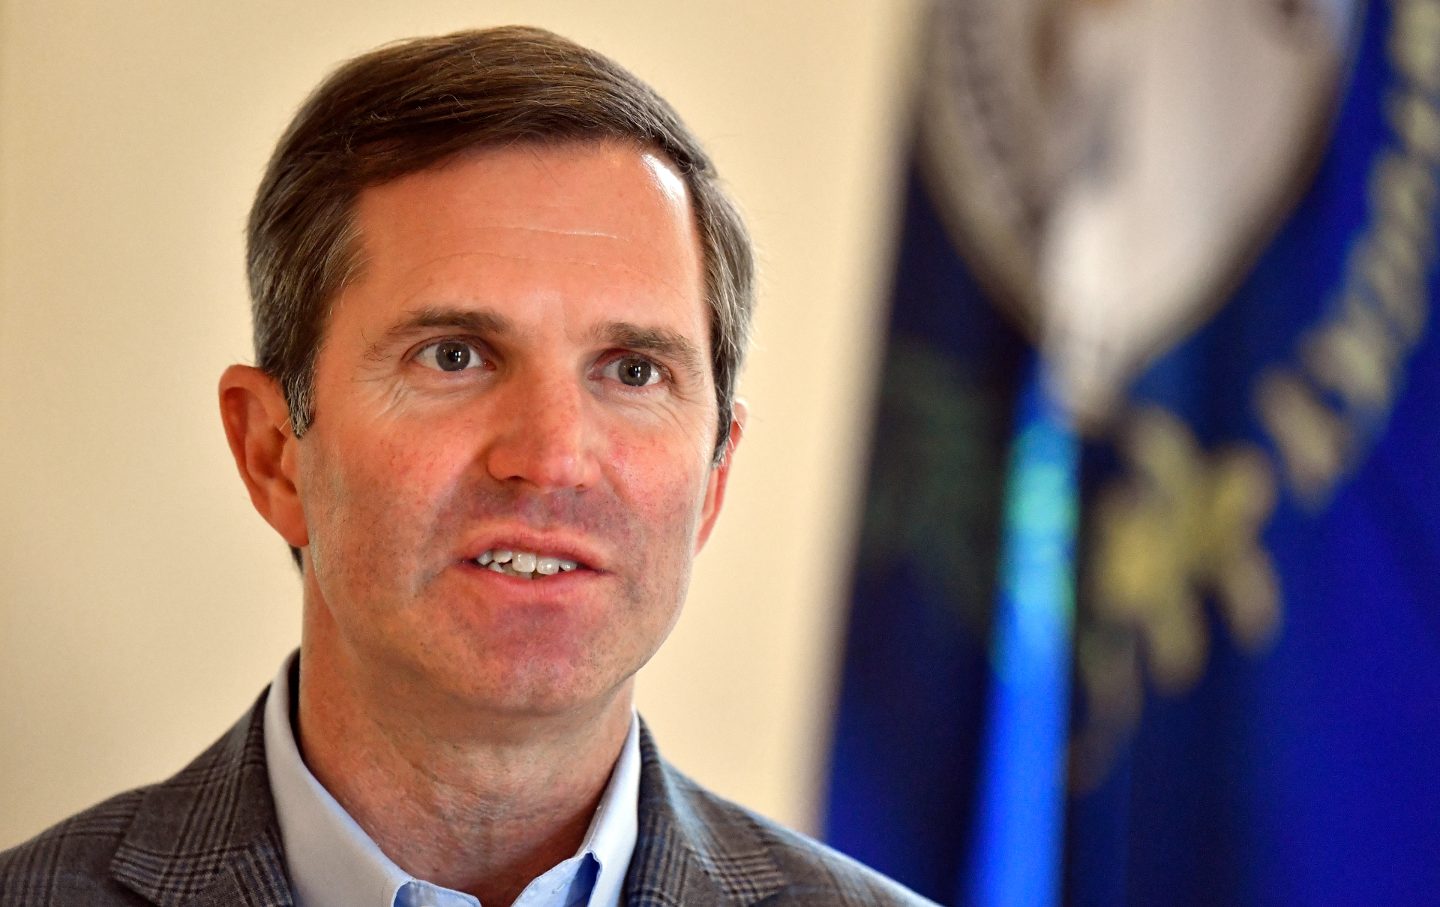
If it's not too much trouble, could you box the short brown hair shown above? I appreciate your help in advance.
[247,26,753,464]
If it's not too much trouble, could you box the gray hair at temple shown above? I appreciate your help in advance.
[246,25,754,465]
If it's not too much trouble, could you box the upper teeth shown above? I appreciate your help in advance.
[476,549,579,578]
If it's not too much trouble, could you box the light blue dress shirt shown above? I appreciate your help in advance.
[262,656,639,907]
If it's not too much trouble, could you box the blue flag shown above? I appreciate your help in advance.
[825,0,1440,904]
[1068,2,1440,903]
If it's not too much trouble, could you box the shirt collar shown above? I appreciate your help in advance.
[263,653,640,907]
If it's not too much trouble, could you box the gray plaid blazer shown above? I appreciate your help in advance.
[0,690,935,906]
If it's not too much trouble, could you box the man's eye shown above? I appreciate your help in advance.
[602,355,664,388]
[416,340,486,373]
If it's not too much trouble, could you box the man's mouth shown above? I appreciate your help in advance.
[473,548,582,580]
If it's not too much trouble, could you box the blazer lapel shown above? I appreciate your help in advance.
[625,723,786,907]
[102,698,785,906]
[109,692,293,907]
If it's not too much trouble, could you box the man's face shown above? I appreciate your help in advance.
[289,141,734,720]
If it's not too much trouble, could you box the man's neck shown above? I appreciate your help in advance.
[294,635,633,907]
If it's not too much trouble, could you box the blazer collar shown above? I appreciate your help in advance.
[625,722,787,907]
[105,690,785,907]
[110,690,292,907]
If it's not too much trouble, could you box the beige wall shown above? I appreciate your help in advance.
[0,0,921,848]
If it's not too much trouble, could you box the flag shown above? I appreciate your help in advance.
[824,0,1440,903]
[1067,1,1440,903]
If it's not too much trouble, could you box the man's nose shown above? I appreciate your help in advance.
[482,373,601,491]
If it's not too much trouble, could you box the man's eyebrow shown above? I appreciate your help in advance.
[364,306,512,360]
[596,322,706,380]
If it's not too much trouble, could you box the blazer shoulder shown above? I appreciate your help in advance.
[662,767,939,907]
[0,786,153,905]
[0,690,277,906]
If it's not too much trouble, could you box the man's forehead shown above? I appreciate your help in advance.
[343,142,699,276]
[332,141,709,344]
[356,139,693,224]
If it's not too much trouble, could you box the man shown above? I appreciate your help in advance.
[0,26,934,907]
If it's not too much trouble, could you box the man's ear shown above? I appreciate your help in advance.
[695,399,746,553]
[218,365,309,549]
